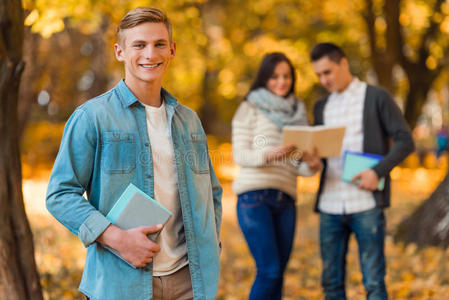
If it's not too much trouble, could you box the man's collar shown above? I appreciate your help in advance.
[116,79,178,108]
[334,77,360,97]
[117,79,139,107]
[161,88,178,108]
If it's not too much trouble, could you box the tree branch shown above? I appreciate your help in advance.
[362,0,379,61]
[417,0,445,65]
[385,0,410,69]
[0,12,9,59]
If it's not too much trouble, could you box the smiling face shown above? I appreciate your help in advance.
[114,22,175,89]
[312,56,352,93]
[266,61,293,97]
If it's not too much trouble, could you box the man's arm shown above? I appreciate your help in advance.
[207,151,222,242]
[354,88,415,191]
[97,224,161,267]
[371,88,415,177]
[46,108,110,246]
[46,108,161,267]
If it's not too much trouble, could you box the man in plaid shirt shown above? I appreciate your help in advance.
[310,42,415,300]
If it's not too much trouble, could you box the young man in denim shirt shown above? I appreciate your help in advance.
[311,43,414,300]
[46,7,222,300]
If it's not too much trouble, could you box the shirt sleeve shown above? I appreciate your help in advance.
[371,89,415,177]
[296,161,317,177]
[208,153,222,251]
[232,103,268,167]
[46,108,111,247]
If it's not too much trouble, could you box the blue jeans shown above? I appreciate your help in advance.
[237,189,296,300]
[320,208,388,300]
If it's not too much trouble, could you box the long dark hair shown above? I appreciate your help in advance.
[246,52,296,99]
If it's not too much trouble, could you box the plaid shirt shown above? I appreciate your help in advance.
[318,78,376,214]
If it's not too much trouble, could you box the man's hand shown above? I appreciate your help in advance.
[265,144,296,163]
[351,169,379,191]
[97,224,162,268]
[302,148,323,172]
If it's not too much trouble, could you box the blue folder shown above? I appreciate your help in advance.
[341,151,385,191]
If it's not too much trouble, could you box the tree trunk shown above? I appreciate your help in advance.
[199,67,220,134]
[85,15,110,101]
[403,76,431,129]
[402,60,438,128]
[196,0,230,137]
[361,0,449,248]
[0,0,44,299]
[395,70,448,247]
[393,0,447,247]
[363,0,398,94]
[395,168,449,248]
[18,25,40,138]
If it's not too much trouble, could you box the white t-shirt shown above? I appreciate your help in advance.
[143,100,188,276]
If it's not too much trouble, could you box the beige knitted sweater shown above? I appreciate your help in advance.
[232,101,315,199]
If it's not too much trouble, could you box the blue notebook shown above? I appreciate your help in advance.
[104,183,172,267]
[341,151,385,191]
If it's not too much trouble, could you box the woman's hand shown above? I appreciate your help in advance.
[265,144,296,163]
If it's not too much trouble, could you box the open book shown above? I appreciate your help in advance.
[104,183,172,267]
[282,125,346,157]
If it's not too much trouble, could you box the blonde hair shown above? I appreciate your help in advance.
[117,7,172,45]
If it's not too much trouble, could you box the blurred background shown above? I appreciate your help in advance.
[10,0,449,299]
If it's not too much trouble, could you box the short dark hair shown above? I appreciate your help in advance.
[310,42,346,63]
[247,52,296,97]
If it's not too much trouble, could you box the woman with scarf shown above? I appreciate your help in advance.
[232,52,322,300]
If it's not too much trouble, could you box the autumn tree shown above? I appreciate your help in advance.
[363,0,449,128]
[360,0,449,248]
[19,0,449,248]
[0,0,43,299]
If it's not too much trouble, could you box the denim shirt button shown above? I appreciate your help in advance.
[147,174,152,178]
[143,267,149,272]
[145,143,149,147]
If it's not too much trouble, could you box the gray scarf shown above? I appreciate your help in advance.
[247,88,308,129]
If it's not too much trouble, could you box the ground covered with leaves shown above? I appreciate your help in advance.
[27,167,449,299]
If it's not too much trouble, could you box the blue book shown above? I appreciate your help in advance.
[104,183,172,267]
[341,151,385,191]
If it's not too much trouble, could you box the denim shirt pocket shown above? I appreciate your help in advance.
[182,133,210,174]
[100,131,136,174]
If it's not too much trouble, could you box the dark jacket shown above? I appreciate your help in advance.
[313,84,415,212]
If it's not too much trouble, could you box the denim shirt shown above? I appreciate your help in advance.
[46,80,223,300]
